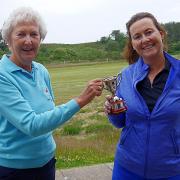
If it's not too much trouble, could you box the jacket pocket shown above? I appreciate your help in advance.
[171,129,179,154]
[120,125,133,145]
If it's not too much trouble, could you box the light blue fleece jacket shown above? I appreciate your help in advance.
[0,55,80,168]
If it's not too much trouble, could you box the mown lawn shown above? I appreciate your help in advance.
[47,61,127,169]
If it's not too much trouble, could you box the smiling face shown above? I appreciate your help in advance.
[129,18,164,63]
[8,22,41,71]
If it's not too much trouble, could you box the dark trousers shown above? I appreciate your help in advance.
[112,159,180,180]
[0,157,56,180]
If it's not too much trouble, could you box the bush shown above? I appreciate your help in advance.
[62,124,81,135]
[85,124,113,134]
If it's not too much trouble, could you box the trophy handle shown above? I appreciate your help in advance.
[111,73,127,114]
[116,72,122,88]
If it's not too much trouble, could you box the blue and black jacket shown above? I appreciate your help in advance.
[108,52,180,179]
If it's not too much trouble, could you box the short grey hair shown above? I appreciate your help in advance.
[1,7,47,43]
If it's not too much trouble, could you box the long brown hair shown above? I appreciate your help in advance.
[123,12,168,64]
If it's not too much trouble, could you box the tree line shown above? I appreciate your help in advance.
[0,22,180,64]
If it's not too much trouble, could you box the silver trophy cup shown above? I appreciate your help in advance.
[103,75,127,114]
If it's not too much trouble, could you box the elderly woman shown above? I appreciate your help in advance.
[0,7,103,180]
[105,12,180,180]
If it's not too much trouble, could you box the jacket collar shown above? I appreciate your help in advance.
[133,51,180,87]
[132,51,179,83]
[0,54,37,73]
[135,51,180,73]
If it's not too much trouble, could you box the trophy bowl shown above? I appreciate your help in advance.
[103,76,117,95]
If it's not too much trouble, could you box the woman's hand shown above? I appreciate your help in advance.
[75,79,103,108]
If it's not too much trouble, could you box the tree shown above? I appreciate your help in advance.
[164,22,180,42]
[0,30,7,51]
[100,36,109,44]
[110,30,121,41]
[105,40,120,51]
[109,30,126,51]
[163,22,180,53]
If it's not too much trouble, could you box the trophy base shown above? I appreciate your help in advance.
[111,98,127,114]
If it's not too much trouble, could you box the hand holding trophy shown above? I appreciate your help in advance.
[103,74,127,114]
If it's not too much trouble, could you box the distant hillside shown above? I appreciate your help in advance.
[1,22,180,64]
[37,41,124,64]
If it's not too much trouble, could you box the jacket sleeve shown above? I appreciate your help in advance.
[0,74,80,137]
[107,113,125,128]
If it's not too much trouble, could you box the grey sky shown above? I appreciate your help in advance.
[1,0,180,44]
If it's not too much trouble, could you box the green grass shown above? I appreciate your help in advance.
[48,61,127,169]
[61,121,83,135]
[54,128,120,169]
[48,61,127,104]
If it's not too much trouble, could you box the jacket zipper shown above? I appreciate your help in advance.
[144,115,151,178]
